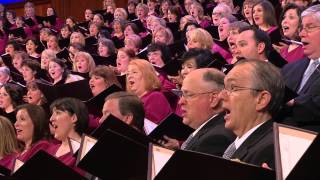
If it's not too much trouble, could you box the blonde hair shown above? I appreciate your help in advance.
[191,2,204,19]
[152,26,174,45]
[126,59,161,92]
[74,52,96,73]
[0,116,18,157]
[187,28,213,49]
[114,8,128,20]
[70,32,85,46]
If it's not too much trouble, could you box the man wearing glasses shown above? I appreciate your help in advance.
[161,68,235,156]
[220,60,284,169]
[282,5,320,132]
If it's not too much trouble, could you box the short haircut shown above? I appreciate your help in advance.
[252,0,277,27]
[280,3,304,40]
[236,60,285,116]
[89,65,121,88]
[98,38,116,55]
[147,42,171,64]
[152,26,174,45]
[16,104,50,145]
[50,97,89,135]
[201,68,225,91]
[105,91,145,131]
[229,21,250,31]
[2,83,24,108]
[239,26,272,57]
[74,51,96,73]
[181,48,213,68]
[301,4,320,23]
[187,28,213,50]
[21,60,41,75]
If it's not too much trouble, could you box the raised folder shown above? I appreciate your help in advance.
[148,113,194,141]
[274,123,320,180]
[77,129,148,180]
[11,150,85,180]
[148,143,275,180]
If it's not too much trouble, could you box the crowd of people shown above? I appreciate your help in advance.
[0,0,320,178]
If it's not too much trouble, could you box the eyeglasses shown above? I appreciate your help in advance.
[300,25,320,34]
[223,85,262,95]
[180,90,219,99]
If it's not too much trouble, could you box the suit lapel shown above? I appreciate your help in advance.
[293,58,310,91]
[299,65,320,93]
[231,120,273,160]
[186,114,224,149]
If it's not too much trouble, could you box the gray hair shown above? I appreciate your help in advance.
[0,66,10,76]
[98,38,116,55]
[202,68,225,91]
[301,4,320,23]
[236,60,285,117]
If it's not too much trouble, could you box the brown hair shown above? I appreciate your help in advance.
[90,65,121,88]
[0,116,18,157]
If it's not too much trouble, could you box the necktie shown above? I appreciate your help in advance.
[222,142,236,160]
[298,60,320,93]
[180,134,194,150]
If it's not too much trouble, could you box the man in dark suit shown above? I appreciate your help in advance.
[162,68,235,156]
[220,60,285,169]
[281,5,320,132]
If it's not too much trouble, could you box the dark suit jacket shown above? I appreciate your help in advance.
[231,120,275,169]
[185,113,236,157]
[282,57,320,131]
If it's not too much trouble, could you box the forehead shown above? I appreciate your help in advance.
[237,30,254,41]
[302,15,320,26]
[225,64,253,83]
[104,98,119,110]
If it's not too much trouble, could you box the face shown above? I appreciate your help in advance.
[60,27,71,39]
[168,10,177,23]
[50,108,76,141]
[227,29,240,56]
[190,4,199,18]
[6,12,13,21]
[114,11,125,20]
[41,53,50,69]
[212,7,223,26]
[147,1,156,10]
[40,31,49,41]
[127,64,145,96]
[154,31,167,44]
[5,44,14,56]
[15,109,34,145]
[300,16,320,59]
[124,26,135,37]
[179,71,218,129]
[47,36,58,50]
[220,64,260,136]
[98,43,109,57]
[16,18,24,27]
[181,59,197,79]
[116,50,130,73]
[184,0,193,14]
[22,65,35,83]
[93,15,104,26]
[75,56,89,73]
[100,99,125,124]
[13,55,23,70]
[70,33,82,44]
[161,2,169,13]
[89,24,99,36]
[113,21,122,33]
[0,87,12,110]
[0,72,9,84]
[47,8,54,16]
[218,17,231,40]
[282,9,300,39]
[128,4,136,14]
[136,7,146,20]
[148,50,165,67]
[89,75,108,96]
[85,9,93,21]
[25,7,35,18]
[253,4,265,26]
[26,40,37,54]
[243,3,253,21]
[292,0,308,7]
[187,36,202,49]
[107,6,114,13]
[48,61,64,81]
[236,30,261,59]
[26,87,42,105]
[66,18,75,27]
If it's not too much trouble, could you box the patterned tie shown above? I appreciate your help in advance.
[222,142,236,160]
[180,134,194,150]
[298,60,320,93]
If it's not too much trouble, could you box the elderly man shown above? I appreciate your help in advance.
[220,60,285,169]
[163,68,235,156]
[100,91,145,132]
[282,5,320,132]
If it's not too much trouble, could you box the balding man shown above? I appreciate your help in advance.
[220,60,284,168]
[162,68,235,156]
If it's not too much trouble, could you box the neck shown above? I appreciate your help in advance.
[5,105,14,113]
[236,113,271,138]
[259,24,271,32]
[53,76,63,84]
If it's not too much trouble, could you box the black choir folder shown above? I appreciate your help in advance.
[274,123,320,180]
[11,150,85,180]
[77,129,148,180]
[148,113,194,141]
[148,144,275,180]
[0,165,10,176]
